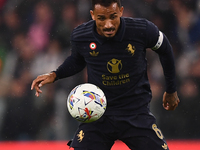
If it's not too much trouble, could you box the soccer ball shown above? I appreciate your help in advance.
[67,83,107,123]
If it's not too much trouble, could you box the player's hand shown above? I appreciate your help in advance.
[31,72,57,97]
[162,91,180,111]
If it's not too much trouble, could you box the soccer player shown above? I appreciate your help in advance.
[31,0,180,149]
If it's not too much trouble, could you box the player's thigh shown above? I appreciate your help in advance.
[70,117,115,150]
[121,125,169,150]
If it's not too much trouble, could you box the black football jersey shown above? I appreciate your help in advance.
[55,17,176,115]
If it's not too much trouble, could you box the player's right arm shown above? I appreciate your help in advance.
[31,22,93,97]
[31,40,86,97]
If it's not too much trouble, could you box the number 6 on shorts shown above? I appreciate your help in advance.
[152,124,164,139]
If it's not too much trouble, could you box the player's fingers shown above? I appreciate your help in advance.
[31,79,37,90]
[34,85,43,97]
[163,102,167,107]
[170,98,180,110]
[37,74,54,87]
[31,77,43,90]
[163,101,175,110]
[31,75,48,90]
[35,91,41,97]
[163,103,169,110]
[35,91,39,97]
[169,104,177,111]
[173,100,180,109]
[31,82,42,97]
[162,98,168,107]
[35,85,42,93]
[165,101,178,111]
[38,80,47,88]
[163,100,168,108]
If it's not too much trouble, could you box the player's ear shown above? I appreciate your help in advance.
[119,6,124,17]
[90,10,95,20]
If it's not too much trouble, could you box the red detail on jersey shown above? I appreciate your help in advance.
[90,42,96,50]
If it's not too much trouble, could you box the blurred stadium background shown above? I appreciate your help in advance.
[0,0,200,149]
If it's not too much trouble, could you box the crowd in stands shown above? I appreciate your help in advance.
[0,0,200,141]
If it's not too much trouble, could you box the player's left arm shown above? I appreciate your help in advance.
[146,20,180,111]
[155,33,180,110]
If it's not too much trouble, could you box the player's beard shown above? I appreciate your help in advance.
[103,27,116,38]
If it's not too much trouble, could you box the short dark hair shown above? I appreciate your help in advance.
[91,0,121,10]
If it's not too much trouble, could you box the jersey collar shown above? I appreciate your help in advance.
[92,17,125,44]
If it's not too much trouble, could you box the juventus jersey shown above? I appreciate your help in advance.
[54,17,176,115]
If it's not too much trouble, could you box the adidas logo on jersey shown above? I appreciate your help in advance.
[90,51,99,56]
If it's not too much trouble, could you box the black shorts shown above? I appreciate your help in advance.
[68,113,169,150]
